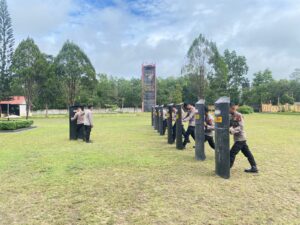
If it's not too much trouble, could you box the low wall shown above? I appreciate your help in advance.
[32,108,142,116]
[261,104,300,113]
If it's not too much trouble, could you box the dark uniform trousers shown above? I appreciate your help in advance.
[84,125,92,142]
[163,119,167,135]
[204,135,215,150]
[172,124,186,142]
[76,124,84,140]
[183,126,195,146]
[230,141,257,168]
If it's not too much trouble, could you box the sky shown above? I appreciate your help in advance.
[8,0,300,79]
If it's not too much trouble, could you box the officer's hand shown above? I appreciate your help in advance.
[229,127,235,134]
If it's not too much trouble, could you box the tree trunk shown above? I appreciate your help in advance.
[45,103,48,118]
[199,66,205,99]
[26,103,29,120]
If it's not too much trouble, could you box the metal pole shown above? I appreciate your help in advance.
[176,103,184,150]
[195,100,206,161]
[214,97,230,179]
[7,104,9,121]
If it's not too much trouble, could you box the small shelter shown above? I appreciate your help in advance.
[0,96,30,117]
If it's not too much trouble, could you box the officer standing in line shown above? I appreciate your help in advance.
[84,105,94,143]
[182,103,196,148]
[71,107,85,140]
[229,103,258,173]
[162,106,168,135]
[171,104,187,144]
[204,106,215,150]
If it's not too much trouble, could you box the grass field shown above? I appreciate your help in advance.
[0,113,299,225]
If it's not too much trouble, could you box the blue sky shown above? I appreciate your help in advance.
[8,0,300,79]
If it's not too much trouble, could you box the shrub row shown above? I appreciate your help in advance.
[238,105,254,114]
[0,120,34,130]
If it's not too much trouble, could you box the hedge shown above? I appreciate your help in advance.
[238,105,254,114]
[0,120,34,130]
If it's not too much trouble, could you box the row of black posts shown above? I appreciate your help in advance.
[151,97,231,179]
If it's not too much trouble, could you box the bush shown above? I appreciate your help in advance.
[15,120,34,129]
[238,105,254,114]
[0,121,17,130]
[0,120,34,130]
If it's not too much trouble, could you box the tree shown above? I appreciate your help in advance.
[55,41,96,106]
[11,38,43,119]
[156,77,183,105]
[290,68,300,82]
[35,54,62,117]
[250,69,274,104]
[96,74,118,107]
[223,50,249,104]
[0,0,14,117]
[207,46,229,104]
[182,34,216,99]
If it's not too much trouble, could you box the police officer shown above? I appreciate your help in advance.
[204,106,215,150]
[171,104,187,144]
[84,105,94,143]
[71,107,85,140]
[229,103,258,173]
[182,103,196,148]
[162,106,168,135]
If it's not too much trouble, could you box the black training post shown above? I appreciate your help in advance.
[176,103,184,150]
[195,100,206,161]
[214,97,230,179]
[167,103,173,144]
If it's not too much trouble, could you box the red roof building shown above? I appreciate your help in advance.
[0,96,26,105]
[0,96,29,117]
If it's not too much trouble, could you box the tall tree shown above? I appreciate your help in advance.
[35,54,61,117]
[96,74,119,107]
[0,0,14,116]
[11,38,43,119]
[223,50,249,104]
[251,69,274,104]
[55,41,96,106]
[290,68,300,82]
[207,46,229,104]
[182,34,215,100]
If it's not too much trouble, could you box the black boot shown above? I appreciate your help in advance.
[244,166,258,173]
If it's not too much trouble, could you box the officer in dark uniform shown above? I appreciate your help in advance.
[171,104,187,144]
[229,103,258,173]
[182,103,196,148]
[204,106,215,150]
[162,106,168,135]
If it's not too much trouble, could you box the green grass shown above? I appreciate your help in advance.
[0,113,299,225]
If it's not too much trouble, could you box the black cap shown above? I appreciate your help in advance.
[230,102,237,108]
[204,106,209,113]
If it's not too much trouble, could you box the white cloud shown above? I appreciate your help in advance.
[7,0,300,79]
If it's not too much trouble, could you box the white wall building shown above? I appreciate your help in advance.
[0,96,31,117]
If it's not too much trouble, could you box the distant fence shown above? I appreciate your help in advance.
[261,104,300,113]
[32,108,142,116]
